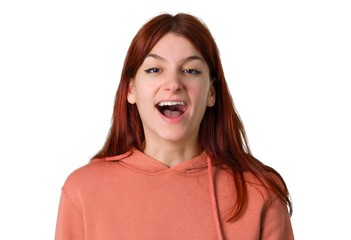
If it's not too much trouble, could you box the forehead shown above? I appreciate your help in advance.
[147,33,203,61]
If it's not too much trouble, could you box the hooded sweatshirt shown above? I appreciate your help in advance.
[55,149,294,240]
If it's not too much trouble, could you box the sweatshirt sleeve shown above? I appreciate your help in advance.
[55,189,85,240]
[260,198,294,240]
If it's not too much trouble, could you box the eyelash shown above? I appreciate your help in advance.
[144,68,202,75]
[144,68,161,73]
[183,69,202,75]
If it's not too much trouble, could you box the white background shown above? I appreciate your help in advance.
[0,0,350,239]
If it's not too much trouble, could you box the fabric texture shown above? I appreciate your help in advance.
[55,149,294,240]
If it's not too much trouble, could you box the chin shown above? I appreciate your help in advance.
[158,130,194,144]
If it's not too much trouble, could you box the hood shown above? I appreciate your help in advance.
[96,148,210,174]
[93,148,224,240]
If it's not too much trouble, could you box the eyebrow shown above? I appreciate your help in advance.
[146,53,205,63]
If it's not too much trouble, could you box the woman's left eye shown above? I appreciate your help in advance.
[144,68,161,73]
[183,69,201,75]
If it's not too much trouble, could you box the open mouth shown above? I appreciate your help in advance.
[156,101,187,118]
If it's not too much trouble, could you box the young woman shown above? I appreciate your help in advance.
[55,13,294,240]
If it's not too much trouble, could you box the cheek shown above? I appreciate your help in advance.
[134,82,157,103]
[189,83,211,104]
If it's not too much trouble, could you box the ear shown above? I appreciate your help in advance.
[127,80,136,104]
[207,81,216,107]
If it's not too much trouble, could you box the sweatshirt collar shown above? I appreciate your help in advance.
[97,148,209,174]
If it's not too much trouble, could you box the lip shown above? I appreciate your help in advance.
[155,100,188,124]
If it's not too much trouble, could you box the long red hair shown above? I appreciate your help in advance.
[93,13,292,220]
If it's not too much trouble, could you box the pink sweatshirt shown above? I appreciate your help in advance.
[55,149,294,239]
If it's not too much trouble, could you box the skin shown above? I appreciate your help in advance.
[127,33,215,167]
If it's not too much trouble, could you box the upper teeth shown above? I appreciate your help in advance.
[158,101,185,106]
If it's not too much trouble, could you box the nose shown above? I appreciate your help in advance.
[163,71,184,92]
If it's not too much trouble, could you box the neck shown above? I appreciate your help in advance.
[143,141,201,167]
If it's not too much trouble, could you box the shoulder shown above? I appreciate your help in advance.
[242,171,290,215]
[62,153,132,195]
[242,172,279,205]
[61,161,108,195]
[63,151,134,189]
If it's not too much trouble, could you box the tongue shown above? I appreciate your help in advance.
[162,109,182,118]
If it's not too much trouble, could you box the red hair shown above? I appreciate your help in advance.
[93,13,292,220]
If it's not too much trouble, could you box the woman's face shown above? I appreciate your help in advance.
[127,33,215,149]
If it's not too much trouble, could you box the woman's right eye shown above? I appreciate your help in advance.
[144,68,160,73]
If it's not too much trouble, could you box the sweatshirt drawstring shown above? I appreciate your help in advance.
[207,156,224,240]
